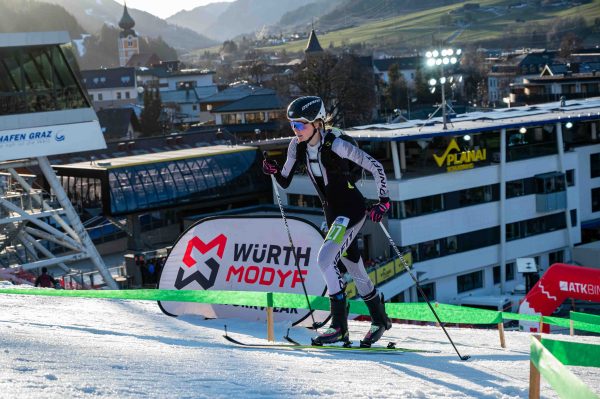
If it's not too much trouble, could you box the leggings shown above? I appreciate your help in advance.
[316,215,375,297]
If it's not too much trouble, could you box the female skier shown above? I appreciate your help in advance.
[262,96,392,347]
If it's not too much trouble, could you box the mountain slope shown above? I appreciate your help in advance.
[0,0,85,37]
[38,0,217,51]
[262,0,600,52]
[167,0,316,42]
[166,2,231,36]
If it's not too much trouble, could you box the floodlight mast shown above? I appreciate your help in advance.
[423,48,462,131]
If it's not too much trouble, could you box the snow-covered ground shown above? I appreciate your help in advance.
[0,291,599,399]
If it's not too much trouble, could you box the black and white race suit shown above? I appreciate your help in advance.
[273,128,389,298]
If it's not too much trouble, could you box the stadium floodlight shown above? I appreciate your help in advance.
[422,47,463,130]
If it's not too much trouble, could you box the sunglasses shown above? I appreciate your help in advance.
[290,121,309,131]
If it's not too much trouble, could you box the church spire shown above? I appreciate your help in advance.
[305,28,323,54]
[119,2,136,37]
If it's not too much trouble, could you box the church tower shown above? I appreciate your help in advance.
[118,2,139,67]
[304,28,324,63]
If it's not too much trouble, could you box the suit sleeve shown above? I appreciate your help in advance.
[274,137,300,189]
[331,137,389,199]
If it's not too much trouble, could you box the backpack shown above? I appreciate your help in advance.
[322,128,364,184]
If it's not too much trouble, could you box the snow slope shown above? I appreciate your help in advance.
[0,291,598,399]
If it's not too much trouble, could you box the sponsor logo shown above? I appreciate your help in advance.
[0,130,55,146]
[175,233,312,291]
[175,234,227,290]
[433,138,487,172]
[559,280,600,295]
[55,134,65,142]
[301,98,320,111]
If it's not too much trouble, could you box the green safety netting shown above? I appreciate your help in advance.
[541,338,600,368]
[530,337,600,399]
[0,288,598,332]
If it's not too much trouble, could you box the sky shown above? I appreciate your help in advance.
[114,0,236,19]
[1,286,599,398]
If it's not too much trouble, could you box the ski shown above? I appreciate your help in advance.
[223,333,434,353]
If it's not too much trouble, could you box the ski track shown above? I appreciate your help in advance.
[0,293,598,399]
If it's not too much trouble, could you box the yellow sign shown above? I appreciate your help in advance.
[433,138,487,172]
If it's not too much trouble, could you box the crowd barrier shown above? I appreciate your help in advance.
[0,288,598,348]
[529,335,599,399]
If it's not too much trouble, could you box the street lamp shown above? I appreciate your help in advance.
[424,47,462,130]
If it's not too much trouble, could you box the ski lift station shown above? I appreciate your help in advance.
[2,31,600,311]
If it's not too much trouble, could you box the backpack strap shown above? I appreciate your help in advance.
[323,129,336,149]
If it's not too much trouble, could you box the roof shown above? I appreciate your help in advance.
[119,4,136,37]
[96,108,139,138]
[160,89,200,104]
[194,86,219,99]
[212,93,285,113]
[200,84,275,104]
[373,56,420,72]
[56,145,256,170]
[81,67,136,89]
[136,67,215,79]
[0,31,70,48]
[126,53,161,68]
[347,96,600,142]
[305,29,323,53]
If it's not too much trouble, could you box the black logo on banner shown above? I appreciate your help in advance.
[175,234,227,290]
[175,257,220,290]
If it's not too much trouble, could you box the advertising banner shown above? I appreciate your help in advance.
[158,216,328,326]
[519,263,600,332]
[0,121,106,162]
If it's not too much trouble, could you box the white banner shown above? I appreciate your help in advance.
[158,216,329,326]
[0,121,106,162]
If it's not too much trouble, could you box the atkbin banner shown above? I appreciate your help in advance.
[158,216,328,326]
[0,121,106,162]
[519,263,600,332]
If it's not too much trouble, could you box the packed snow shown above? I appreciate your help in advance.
[0,290,598,399]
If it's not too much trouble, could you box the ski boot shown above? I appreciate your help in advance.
[312,293,350,346]
[360,291,392,348]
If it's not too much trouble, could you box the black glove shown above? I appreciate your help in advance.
[369,197,390,222]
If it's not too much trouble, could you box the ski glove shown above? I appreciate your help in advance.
[262,158,279,175]
[369,197,390,222]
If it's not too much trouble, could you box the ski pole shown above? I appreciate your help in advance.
[265,152,321,329]
[378,222,470,361]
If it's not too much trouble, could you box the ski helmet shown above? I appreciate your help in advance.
[287,96,327,123]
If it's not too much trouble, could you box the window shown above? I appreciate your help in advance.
[457,270,483,293]
[245,112,265,123]
[98,93,103,101]
[591,154,600,178]
[493,266,501,285]
[0,44,89,115]
[125,91,130,99]
[417,282,435,302]
[549,250,563,265]
[592,188,600,212]
[566,169,575,186]
[506,262,515,281]
[116,91,122,100]
[221,113,237,124]
[288,194,320,208]
[90,93,94,101]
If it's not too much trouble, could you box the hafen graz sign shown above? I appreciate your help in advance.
[158,216,329,326]
[433,138,487,172]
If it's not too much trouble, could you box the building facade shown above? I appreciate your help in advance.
[275,97,600,305]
